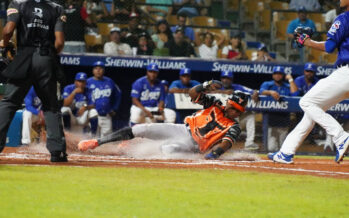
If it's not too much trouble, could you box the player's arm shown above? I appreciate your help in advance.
[1,21,16,48]
[54,7,66,53]
[188,80,222,104]
[205,123,241,159]
[63,89,78,106]
[303,40,326,52]
[285,74,298,94]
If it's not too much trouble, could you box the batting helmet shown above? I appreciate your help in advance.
[227,91,248,112]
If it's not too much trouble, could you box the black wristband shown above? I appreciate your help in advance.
[195,84,205,93]
[212,147,225,157]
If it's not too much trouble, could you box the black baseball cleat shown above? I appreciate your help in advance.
[50,152,68,162]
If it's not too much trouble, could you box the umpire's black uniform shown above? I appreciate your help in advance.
[0,0,67,162]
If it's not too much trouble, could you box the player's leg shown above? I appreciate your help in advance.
[78,123,195,152]
[163,108,176,123]
[129,105,146,125]
[31,53,67,161]
[279,113,315,155]
[0,79,32,152]
[61,106,73,130]
[98,115,112,137]
[299,67,349,161]
[21,110,38,145]
[243,112,257,150]
[267,127,278,152]
[88,109,98,135]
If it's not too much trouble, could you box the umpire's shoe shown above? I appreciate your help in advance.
[268,151,294,164]
[50,152,68,162]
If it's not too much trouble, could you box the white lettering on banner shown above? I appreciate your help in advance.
[329,103,349,112]
[212,62,251,72]
[247,100,288,110]
[317,66,334,76]
[93,88,111,100]
[145,59,186,69]
[60,56,80,65]
[106,57,144,68]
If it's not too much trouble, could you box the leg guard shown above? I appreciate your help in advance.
[97,127,134,145]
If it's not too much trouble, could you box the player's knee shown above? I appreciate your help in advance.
[88,109,98,119]
[61,107,71,115]
[299,97,311,111]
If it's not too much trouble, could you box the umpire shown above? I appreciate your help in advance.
[0,0,68,162]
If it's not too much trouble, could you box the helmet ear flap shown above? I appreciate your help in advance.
[228,91,248,112]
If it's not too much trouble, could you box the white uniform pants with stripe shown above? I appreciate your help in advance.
[98,115,113,137]
[21,110,39,144]
[130,105,176,124]
[132,123,197,152]
[61,107,98,126]
[280,66,349,155]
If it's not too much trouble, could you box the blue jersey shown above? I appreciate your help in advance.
[260,81,295,127]
[294,75,319,96]
[131,76,166,107]
[24,87,41,115]
[327,12,349,67]
[62,84,91,116]
[222,84,254,94]
[259,81,296,96]
[169,80,200,89]
[87,76,122,116]
[287,18,316,34]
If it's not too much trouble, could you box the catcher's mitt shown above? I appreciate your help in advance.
[293,27,314,48]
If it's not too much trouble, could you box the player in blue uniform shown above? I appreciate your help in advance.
[292,62,319,96]
[217,70,260,150]
[130,63,176,125]
[61,72,98,133]
[87,61,122,137]
[168,68,200,93]
[260,66,298,152]
[21,87,43,145]
[270,6,349,163]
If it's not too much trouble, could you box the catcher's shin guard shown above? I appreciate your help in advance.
[98,127,134,145]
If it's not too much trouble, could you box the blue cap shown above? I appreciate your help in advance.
[304,62,317,72]
[93,61,105,68]
[147,63,159,72]
[298,6,307,12]
[179,68,191,76]
[221,70,233,78]
[161,80,168,86]
[75,72,87,81]
[273,66,285,74]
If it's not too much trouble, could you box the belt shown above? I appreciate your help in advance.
[337,63,349,68]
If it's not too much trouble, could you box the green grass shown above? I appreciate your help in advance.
[0,165,348,218]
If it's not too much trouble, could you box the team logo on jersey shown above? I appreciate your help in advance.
[7,8,18,16]
[329,20,341,35]
[33,8,43,18]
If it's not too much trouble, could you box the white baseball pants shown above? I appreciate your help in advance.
[61,107,98,126]
[132,123,197,151]
[239,111,256,147]
[280,66,349,155]
[21,110,39,144]
[130,105,176,124]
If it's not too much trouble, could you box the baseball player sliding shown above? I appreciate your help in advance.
[78,80,248,160]
[269,0,349,164]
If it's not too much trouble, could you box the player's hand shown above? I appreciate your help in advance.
[285,74,293,81]
[251,90,259,102]
[74,87,84,94]
[0,40,4,48]
[203,80,223,91]
[294,27,313,48]
[270,91,280,101]
[77,106,86,116]
[143,109,153,119]
[109,110,116,117]
[36,110,45,126]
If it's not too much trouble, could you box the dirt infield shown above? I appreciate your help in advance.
[1,146,349,179]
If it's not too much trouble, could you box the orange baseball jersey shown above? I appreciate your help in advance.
[184,94,241,152]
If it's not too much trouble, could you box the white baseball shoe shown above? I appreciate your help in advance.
[335,136,349,163]
[268,151,294,164]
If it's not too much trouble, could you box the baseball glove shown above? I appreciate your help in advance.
[293,27,314,48]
